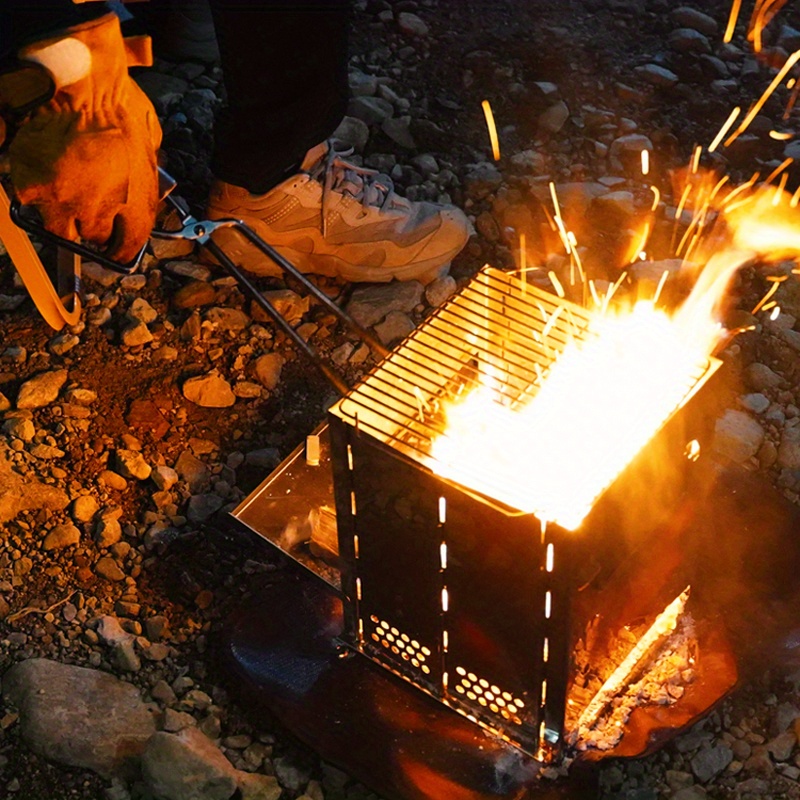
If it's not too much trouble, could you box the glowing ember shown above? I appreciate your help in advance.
[571,587,690,743]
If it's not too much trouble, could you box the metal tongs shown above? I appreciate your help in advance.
[1,162,388,393]
[152,170,389,394]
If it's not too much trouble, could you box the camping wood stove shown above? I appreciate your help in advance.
[225,266,800,800]
[326,267,723,763]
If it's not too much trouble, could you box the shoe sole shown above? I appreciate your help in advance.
[206,226,456,286]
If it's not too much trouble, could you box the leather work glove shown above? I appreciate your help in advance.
[7,13,162,263]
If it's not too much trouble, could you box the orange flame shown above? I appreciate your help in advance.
[430,178,800,530]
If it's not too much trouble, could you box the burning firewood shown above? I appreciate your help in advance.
[570,587,691,747]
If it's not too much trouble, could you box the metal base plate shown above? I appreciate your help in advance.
[223,437,800,799]
[223,572,598,800]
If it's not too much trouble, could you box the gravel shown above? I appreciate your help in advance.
[0,0,799,798]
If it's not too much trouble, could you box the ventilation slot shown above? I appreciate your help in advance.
[369,615,432,675]
[452,666,526,725]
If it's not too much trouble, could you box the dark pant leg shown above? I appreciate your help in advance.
[209,0,350,194]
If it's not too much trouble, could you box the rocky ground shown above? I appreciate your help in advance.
[2,0,800,798]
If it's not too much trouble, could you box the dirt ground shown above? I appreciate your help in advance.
[2,0,800,798]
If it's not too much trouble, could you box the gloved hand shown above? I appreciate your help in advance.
[7,13,161,263]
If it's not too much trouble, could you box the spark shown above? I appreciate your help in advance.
[675,184,692,221]
[542,305,565,339]
[641,149,650,176]
[653,269,670,306]
[481,99,501,161]
[548,271,565,298]
[602,270,628,314]
[520,233,527,296]
[549,182,573,255]
[770,130,794,140]
[773,172,789,205]
[588,279,601,308]
[413,386,428,422]
[629,223,651,264]
[764,157,793,185]
[750,0,790,53]
[691,145,702,174]
[684,229,704,263]
[752,279,782,314]
[650,185,661,211]
[710,174,731,204]
[720,171,760,210]
[724,0,743,42]
[771,305,782,321]
[725,49,800,146]
[784,81,800,120]
[677,201,709,258]
[709,106,741,152]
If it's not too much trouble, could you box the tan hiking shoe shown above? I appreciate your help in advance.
[206,142,472,283]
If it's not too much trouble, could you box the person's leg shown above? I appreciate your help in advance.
[209,0,349,194]
[206,0,471,283]
[126,0,219,65]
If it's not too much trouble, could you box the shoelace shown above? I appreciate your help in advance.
[309,143,404,236]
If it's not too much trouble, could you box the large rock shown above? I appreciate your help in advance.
[374,310,415,346]
[142,727,238,800]
[174,451,210,491]
[713,409,765,464]
[116,449,152,481]
[43,523,81,551]
[778,427,800,470]
[186,493,224,523]
[744,362,782,392]
[669,28,712,55]
[16,369,68,409]
[204,307,251,333]
[332,115,370,152]
[2,658,156,779]
[183,372,236,408]
[672,6,719,36]
[347,96,393,126]
[397,11,429,37]
[609,133,654,174]
[538,101,570,134]
[345,281,424,328]
[0,448,69,523]
[120,316,154,347]
[251,289,309,326]
[237,772,282,800]
[690,743,733,782]
[634,63,679,88]
[253,354,285,391]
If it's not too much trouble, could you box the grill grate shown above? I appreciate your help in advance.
[333,266,710,513]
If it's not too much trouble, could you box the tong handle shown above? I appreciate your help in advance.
[9,198,146,274]
[153,184,390,395]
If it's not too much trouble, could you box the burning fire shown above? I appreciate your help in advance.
[430,300,715,530]
[430,179,800,530]
[431,11,800,530]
